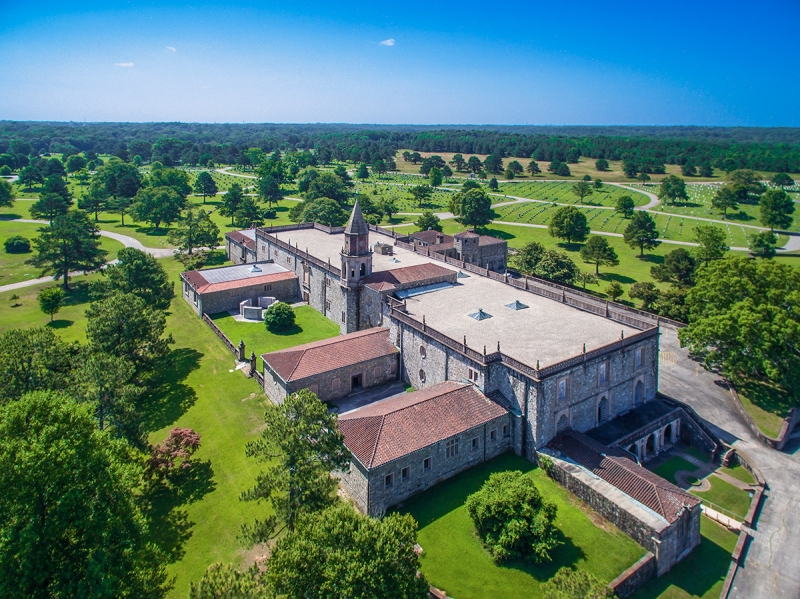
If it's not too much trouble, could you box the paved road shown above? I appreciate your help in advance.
[659,326,800,599]
[0,219,174,294]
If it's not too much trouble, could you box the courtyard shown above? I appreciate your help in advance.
[395,452,646,599]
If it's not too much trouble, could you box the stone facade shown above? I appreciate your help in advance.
[263,353,399,404]
[180,271,299,316]
[340,413,512,516]
[226,230,257,265]
[406,230,508,273]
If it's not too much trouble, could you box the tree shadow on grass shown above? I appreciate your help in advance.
[0,213,23,220]
[735,378,794,419]
[639,253,664,264]
[136,226,171,239]
[141,348,203,432]
[505,530,585,582]
[481,227,515,241]
[46,319,74,329]
[201,250,229,268]
[268,324,304,336]
[146,460,216,562]
[599,273,637,285]
[62,281,92,306]
[726,211,756,223]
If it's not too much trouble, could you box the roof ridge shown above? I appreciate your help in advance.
[369,414,386,468]
[286,347,308,381]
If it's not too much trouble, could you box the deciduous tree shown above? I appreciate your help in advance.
[0,391,168,599]
[711,186,739,217]
[541,567,615,599]
[759,189,795,232]
[30,210,108,289]
[466,471,559,563]
[0,179,13,208]
[658,175,688,205]
[414,211,442,232]
[263,302,296,333]
[527,160,542,176]
[772,172,795,188]
[234,196,265,228]
[409,184,433,207]
[300,197,347,227]
[130,186,186,229]
[605,281,624,302]
[429,167,443,187]
[307,171,349,205]
[650,248,696,287]
[0,327,74,403]
[629,281,660,309]
[267,504,429,599]
[37,286,64,321]
[241,389,348,540]
[449,188,494,228]
[615,195,635,218]
[571,181,594,204]
[693,224,729,265]
[748,230,778,258]
[548,206,589,244]
[595,158,609,171]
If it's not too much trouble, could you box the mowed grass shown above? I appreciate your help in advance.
[692,476,752,520]
[630,517,738,599]
[0,255,340,598]
[651,457,697,486]
[210,305,340,358]
[734,379,792,438]
[495,180,650,208]
[719,464,755,486]
[396,452,645,599]
[0,221,124,286]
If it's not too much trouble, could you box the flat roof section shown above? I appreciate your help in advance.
[268,229,450,274]
[195,261,289,284]
[402,271,638,369]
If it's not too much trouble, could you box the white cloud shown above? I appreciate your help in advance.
[115,62,134,67]
[166,46,176,52]
[379,38,395,46]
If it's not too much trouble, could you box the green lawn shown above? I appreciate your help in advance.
[629,517,738,599]
[651,457,697,485]
[210,305,340,358]
[495,180,650,208]
[396,452,645,599]
[692,476,752,520]
[734,379,792,438]
[719,464,755,486]
[0,221,124,287]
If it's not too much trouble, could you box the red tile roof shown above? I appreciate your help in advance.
[549,431,700,523]
[338,381,508,468]
[262,327,397,383]
[410,230,454,245]
[360,263,455,292]
[454,230,480,239]
[183,270,297,294]
[226,230,256,251]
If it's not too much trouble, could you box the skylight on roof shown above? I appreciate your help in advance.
[505,300,529,310]
[468,308,492,321]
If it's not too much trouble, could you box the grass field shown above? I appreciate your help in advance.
[397,452,645,599]
[651,457,697,486]
[0,254,350,598]
[630,517,738,599]
[495,180,650,207]
[719,464,755,486]
[210,306,340,358]
[692,476,752,520]
[734,379,792,438]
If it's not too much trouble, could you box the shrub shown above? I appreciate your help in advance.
[38,287,65,322]
[264,301,296,332]
[4,236,31,254]
[539,454,555,478]
[264,209,277,219]
[0,165,12,176]
[541,567,615,599]
[465,470,559,563]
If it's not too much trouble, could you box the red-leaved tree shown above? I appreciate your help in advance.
[149,427,201,478]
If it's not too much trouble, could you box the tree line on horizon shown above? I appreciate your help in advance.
[1,122,800,173]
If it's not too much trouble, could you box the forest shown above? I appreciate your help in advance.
[1,121,799,172]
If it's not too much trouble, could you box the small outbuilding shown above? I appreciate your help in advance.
[261,327,399,404]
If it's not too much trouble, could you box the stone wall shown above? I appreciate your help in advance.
[226,238,256,265]
[262,353,399,404]
[181,275,299,317]
[610,552,657,598]
[340,416,512,517]
[548,456,701,576]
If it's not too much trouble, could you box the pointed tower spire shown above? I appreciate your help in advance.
[345,199,369,236]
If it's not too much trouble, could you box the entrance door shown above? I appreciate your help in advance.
[351,373,363,391]
[302,291,309,303]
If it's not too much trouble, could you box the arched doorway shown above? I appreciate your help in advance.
[597,397,608,424]
[664,423,673,445]
[634,381,644,406]
[645,434,655,456]
[556,414,569,433]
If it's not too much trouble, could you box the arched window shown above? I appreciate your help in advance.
[597,397,608,424]
[634,381,644,406]
[556,414,569,433]
[419,369,426,383]
[360,263,366,276]
[419,345,426,358]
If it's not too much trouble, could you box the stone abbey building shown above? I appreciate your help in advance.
[210,202,701,578]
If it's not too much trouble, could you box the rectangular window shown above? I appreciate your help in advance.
[326,277,331,287]
[636,348,644,368]
[192,291,198,306]
[287,256,291,264]
[325,300,331,311]
[264,284,272,291]
[599,362,608,383]
[467,367,479,382]
[384,473,393,488]
[446,438,459,458]
[503,425,509,437]
[423,457,431,471]
[490,429,496,442]
[341,311,346,323]
[401,467,409,481]
[472,437,479,451]
[557,378,568,400]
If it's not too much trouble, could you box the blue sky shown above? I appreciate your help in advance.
[0,1,798,125]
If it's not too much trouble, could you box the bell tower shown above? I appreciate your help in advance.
[340,200,372,288]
